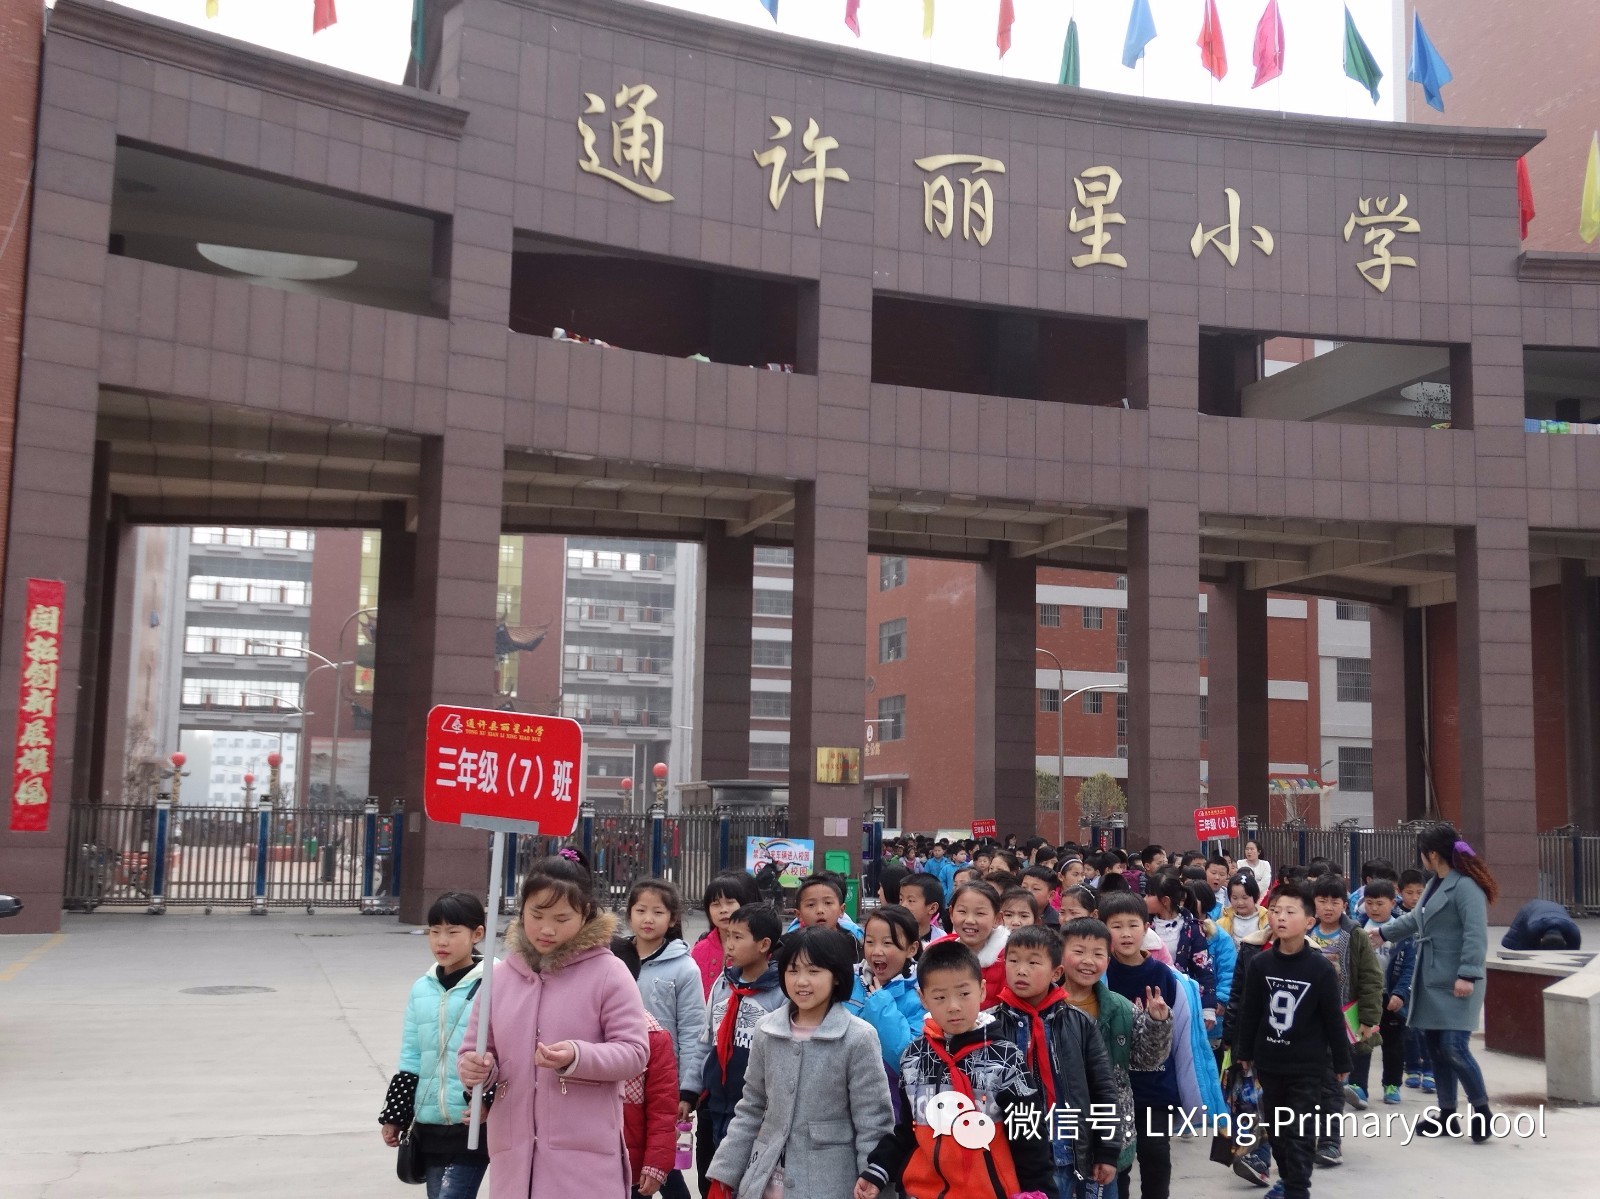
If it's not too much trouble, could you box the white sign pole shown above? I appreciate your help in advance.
[467,829,506,1150]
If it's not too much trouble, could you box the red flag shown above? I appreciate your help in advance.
[997,0,1015,57]
[313,0,337,34]
[845,0,860,37]
[1517,155,1536,240]
[1198,0,1227,80]
[1252,0,1285,88]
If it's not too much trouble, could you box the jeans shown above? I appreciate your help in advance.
[1351,1006,1407,1092]
[1423,1028,1488,1109]
[1258,1071,1323,1199]
[1117,1102,1171,1199]
[1404,1026,1433,1073]
[1077,1176,1118,1199]
[425,1159,488,1199]
[1316,1064,1345,1149]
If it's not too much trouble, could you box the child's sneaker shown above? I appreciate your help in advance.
[1233,1154,1272,1187]
[1421,1072,1436,1093]
[1404,1071,1421,1089]
[1344,1083,1368,1109]
[1264,1184,1285,1199]
[1313,1143,1343,1167]
[1384,1085,1402,1104]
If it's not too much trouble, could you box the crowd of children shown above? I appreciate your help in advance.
[378,825,1496,1199]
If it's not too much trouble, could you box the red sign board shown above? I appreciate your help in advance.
[423,705,585,837]
[10,579,66,833]
[971,819,998,840]
[1194,804,1240,840]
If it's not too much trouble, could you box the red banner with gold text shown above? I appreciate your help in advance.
[10,579,66,832]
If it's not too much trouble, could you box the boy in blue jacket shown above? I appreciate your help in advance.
[1353,880,1416,1105]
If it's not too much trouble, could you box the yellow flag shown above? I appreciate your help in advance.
[206,0,218,17]
[922,0,934,39]
[1583,132,1600,245]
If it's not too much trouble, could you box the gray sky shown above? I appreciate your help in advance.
[93,0,1404,122]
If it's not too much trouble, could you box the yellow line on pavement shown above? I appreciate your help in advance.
[0,932,66,981]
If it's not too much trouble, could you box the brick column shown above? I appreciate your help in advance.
[1206,571,1269,823]
[973,549,1038,841]
[1559,559,1600,829]
[1125,315,1202,851]
[788,472,868,866]
[367,502,415,814]
[1370,599,1422,825]
[700,528,754,782]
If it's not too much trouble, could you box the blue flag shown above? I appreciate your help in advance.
[758,0,778,20]
[1122,0,1157,68]
[1406,11,1453,112]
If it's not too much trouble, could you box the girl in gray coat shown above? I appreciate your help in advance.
[707,927,895,1199]
[1370,825,1497,1143]
[627,879,709,1199]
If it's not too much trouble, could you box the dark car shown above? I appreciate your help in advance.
[0,894,21,918]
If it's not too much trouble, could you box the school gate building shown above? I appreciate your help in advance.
[5,0,1600,932]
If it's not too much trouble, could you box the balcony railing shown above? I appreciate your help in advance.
[559,705,670,728]
[566,598,674,625]
[564,652,671,674]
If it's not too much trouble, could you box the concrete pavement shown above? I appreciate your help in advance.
[1,910,1595,1198]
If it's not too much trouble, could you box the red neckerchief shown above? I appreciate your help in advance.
[715,983,760,1082]
[922,1015,989,1100]
[997,985,1068,1109]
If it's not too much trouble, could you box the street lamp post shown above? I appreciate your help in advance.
[1034,648,1128,846]
[245,640,354,805]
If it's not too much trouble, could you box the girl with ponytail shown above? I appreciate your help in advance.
[1369,825,1496,1143]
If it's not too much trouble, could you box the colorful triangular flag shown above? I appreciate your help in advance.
[206,0,218,16]
[998,0,1015,58]
[1516,156,1536,241]
[313,0,337,33]
[1122,0,1156,69]
[1198,0,1227,81]
[1581,133,1600,245]
[1060,16,1081,87]
[923,0,934,40]
[758,0,778,21]
[1406,11,1453,112]
[1343,5,1383,104]
[1252,0,1284,88]
[845,0,860,37]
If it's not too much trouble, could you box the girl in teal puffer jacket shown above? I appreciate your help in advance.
[379,892,490,1199]
[845,905,926,1118]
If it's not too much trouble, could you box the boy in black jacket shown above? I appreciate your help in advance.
[991,925,1123,1199]
[1235,882,1353,1199]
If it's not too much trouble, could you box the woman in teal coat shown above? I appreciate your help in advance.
[1371,825,1497,1143]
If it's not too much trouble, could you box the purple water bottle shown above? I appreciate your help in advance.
[675,1121,694,1170]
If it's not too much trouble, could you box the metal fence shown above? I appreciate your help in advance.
[65,801,397,912]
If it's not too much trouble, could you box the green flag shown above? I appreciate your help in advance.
[1342,5,1382,104]
[1060,17,1081,86]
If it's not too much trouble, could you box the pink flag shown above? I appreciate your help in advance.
[845,0,860,37]
[1516,156,1536,240]
[313,0,337,34]
[998,0,1015,58]
[1252,0,1285,88]
[1198,0,1227,80]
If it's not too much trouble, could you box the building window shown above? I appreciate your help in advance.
[750,743,790,771]
[1082,691,1102,715]
[1038,603,1061,628]
[879,617,907,662]
[1198,610,1209,658]
[1335,600,1371,622]
[1338,746,1374,793]
[184,628,308,656]
[1199,694,1209,742]
[877,785,901,828]
[1039,689,1061,713]
[877,695,905,741]
[1082,606,1104,631]
[187,576,311,605]
[1115,575,1128,590]
[1116,608,1129,673]
[753,641,793,668]
[755,546,794,566]
[753,590,794,617]
[1116,693,1128,746]
[752,692,791,719]
[1336,657,1372,703]
[879,556,906,590]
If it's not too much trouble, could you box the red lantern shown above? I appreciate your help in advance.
[170,752,187,769]
[652,762,668,780]
[243,773,255,787]
[620,777,633,791]
[267,752,282,768]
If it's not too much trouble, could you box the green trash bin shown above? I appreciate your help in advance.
[822,850,851,875]
[843,877,859,922]
[821,851,858,920]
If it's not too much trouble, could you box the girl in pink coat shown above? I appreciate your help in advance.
[460,856,650,1199]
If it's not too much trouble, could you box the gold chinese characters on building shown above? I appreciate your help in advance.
[1069,166,1128,268]
[1343,195,1421,293]
[815,747,861,785]
[914,154,1006,246]
[1191,187,1274,264]
[754,116,850,227]
[578,83,674,202]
